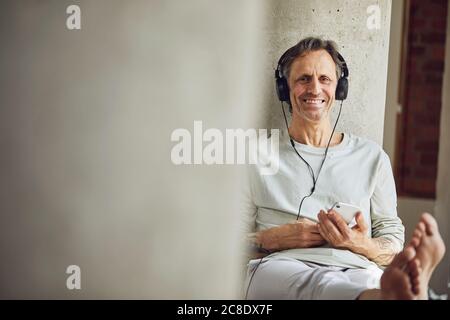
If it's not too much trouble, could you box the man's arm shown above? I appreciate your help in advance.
[362,236,402,266]
[366,151,405,265]
[246,219,326,256]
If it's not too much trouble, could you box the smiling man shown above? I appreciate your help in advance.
[242,37,445,300]
[284,50,338,127]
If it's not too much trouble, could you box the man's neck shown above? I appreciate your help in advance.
[288,117,340,148]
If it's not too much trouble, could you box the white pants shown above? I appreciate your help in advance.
[245,257,383,300]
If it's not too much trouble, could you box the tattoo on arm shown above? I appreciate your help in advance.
[370,237,402,266]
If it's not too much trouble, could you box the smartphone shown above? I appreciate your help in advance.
[329,202,362,224]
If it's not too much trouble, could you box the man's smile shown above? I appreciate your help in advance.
[301,98,326,107]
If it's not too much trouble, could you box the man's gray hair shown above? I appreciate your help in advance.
[280,37,344,81]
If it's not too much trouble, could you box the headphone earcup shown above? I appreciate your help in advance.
[276,76,290,103]
[335,77,348,101]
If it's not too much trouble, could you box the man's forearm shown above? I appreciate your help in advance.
[247,229,279,252]
[246,221,326,256]
[247,225,295,252]
[360,237,402,266]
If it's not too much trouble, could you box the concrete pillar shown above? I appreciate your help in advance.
[432,0,450,295]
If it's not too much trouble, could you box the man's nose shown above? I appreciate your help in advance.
[307,77,321,95]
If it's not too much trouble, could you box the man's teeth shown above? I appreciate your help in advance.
[304,99,325,103]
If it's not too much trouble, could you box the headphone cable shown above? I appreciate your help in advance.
[282,100,343,219]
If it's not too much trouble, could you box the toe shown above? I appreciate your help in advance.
[409,236,420,248]
[391,246,415,268]
[413,229,422,239]
[408,259,420,278]
[417,221,426,234]
[421,212,438,236]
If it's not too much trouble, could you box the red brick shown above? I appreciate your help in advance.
[432,47,446,60]
[410,18,426,29]
[410,46,426,55]
[426,101,443,111]
[421,33,446,44]
[407,97,425,110]
[403,167,411,176]
[422,126,441,138]
[432,19,448,31]
[409,33,419,43]
[406,181,436,198]
[421,2,448,19]
[403,178,435,197]
[408,80,426,90]
[414,166,437,179]
[425,73,443,84]
[414,112,439,125]
[430,0,448,7]
[415,140,439,151]
[407,56,419,69]
[420,153,438,165]
[404,150,418,165]
[420,84,442,97]
[409,0,420,15]
[395,0,445,199]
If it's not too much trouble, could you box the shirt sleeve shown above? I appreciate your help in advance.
[240,165,258,236]
[370,150,405,248]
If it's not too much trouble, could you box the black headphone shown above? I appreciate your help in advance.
[275,50,349,103]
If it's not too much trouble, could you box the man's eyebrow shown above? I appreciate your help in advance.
[294,73,332,80]
[295,73,311,80]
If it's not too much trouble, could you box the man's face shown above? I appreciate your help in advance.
[287,49,338,123]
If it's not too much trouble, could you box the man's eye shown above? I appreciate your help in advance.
[321,77,331,83]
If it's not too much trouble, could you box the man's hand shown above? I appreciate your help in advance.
[257,218,326,252]
[317,209,401,265]
[317,209,370,254]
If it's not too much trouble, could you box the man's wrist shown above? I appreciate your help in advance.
[352,237,376,259]
[247,232,271,253]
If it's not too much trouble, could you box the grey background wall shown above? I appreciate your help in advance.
[0,0,265,298]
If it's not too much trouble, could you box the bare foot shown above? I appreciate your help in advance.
[408,213,446,300]
[380,246,418,299]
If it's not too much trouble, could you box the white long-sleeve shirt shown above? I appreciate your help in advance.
[242,131,405,269]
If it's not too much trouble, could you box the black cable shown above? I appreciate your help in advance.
[317,100,343,184]
[244,100,344,300]
[291,100,343,220]
[282,103,316,186]
[244,247,270,300]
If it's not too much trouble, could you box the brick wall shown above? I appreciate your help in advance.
[396,0,448,198]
